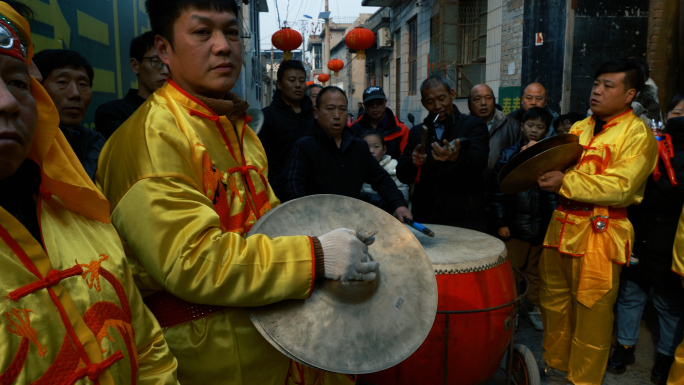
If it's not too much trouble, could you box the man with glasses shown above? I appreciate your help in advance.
[95,31,169,139]
[350,86,409,159]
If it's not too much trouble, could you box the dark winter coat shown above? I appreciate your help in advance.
[59,124,106,182]
[259,89,315,200]
[283,121,407,213]
[483,109,521,189]
[628,116,684,294]
[94,89,146,139]
[396,104,489,230]
[349,108,410,159]
[490,138,558,245]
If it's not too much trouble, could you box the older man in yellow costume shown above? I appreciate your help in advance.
[96,0,378,384]
[536,59,658,384]
[668,208,684,384]
[0,2,179,384]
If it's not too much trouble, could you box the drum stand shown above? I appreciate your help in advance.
[435,268,540,385]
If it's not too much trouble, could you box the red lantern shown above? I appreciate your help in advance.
[328,59,344,77]
[345,27,375,60]
[272,27,302,61]
[318,73,330,85]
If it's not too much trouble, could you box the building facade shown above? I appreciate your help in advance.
[362,0,677,123]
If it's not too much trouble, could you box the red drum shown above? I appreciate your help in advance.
[359,225,516,385]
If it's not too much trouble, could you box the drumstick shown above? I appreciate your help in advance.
[404,218,435,237]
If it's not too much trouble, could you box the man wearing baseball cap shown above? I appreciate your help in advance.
[350,86,409,159]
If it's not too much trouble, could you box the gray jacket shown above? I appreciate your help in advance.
[481,109,521,189]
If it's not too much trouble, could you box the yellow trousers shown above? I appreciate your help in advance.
[506,238,543,308]
[539,248,620,385]
[668,340,684,385]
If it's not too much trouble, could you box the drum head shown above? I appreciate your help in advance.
[247,195,438,374]
[406,224,507,273]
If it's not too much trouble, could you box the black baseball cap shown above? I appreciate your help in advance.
[362,86,386,103]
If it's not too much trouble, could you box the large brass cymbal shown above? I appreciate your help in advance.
[498,134,583,195]
[247,195,438,374]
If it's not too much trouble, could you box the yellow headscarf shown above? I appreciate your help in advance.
[0,2,110,223]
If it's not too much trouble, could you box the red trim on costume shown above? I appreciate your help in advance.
[672,268,684,278]
[167,79,215,113]
[548,210,584,257]
[0,221,94,370]
[64,350,124,385]
[9,265,83,301]
[0,199,131,383]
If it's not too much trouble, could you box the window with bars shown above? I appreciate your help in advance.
[408,17,418,95]
[430,0,487,97]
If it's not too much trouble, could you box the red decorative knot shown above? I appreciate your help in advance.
[9,265,84,301]
[39,187,51,200]
[66,350,124,384]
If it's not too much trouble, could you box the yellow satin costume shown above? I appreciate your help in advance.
[97,80,354,384]
[668,207,684,385]
[540,110,657,384]
[0,3,178,384]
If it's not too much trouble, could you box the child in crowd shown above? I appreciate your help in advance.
[490,107,558,331]
[553,112,585,135]
[362,131,410,204]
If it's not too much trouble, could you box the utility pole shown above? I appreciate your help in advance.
[324,0,330,76]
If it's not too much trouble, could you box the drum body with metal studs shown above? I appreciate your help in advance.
[360,225,516,385]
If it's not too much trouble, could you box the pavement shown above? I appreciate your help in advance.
[484,303,662,384]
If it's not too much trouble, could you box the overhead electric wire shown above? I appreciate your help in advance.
[273,0,282,28]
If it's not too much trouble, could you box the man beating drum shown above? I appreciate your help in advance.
[536,59,658,383]
[96,0,378,384]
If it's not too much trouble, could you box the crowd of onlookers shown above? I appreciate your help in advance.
[23,21,684,383]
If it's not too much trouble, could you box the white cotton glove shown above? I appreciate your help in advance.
[319,228,379,282]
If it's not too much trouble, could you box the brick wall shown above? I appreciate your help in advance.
[500,0,523,87]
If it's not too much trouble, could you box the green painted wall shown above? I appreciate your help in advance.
[23,0,151,129]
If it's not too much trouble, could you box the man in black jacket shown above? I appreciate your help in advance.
[94,31,169,139]
[397,76,489,231]
[349,86,409,159]
[284,87,411,221]
[33,49,105,181]
[259,60,314,199]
